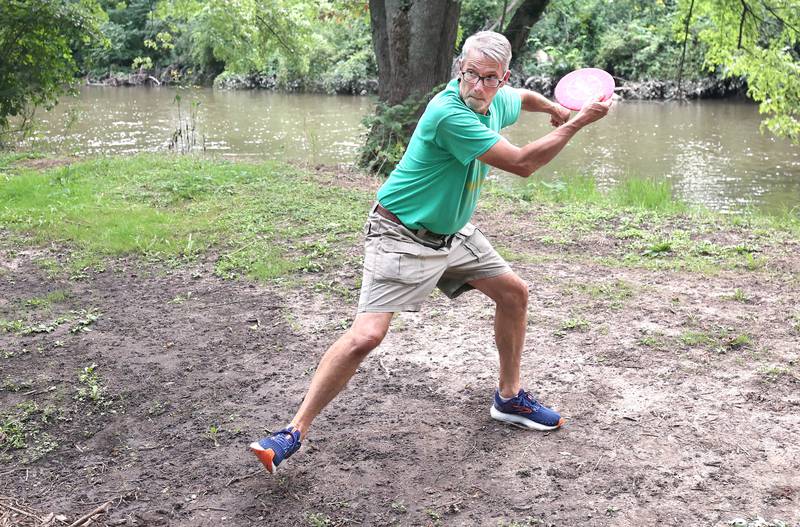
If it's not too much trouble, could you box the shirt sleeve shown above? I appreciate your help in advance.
[433,110,501,166]
[497,86,522,129]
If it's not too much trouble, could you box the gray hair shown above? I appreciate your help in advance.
[460,31,512,71]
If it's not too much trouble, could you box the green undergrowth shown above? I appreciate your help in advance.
[2,155,798,280]
[0,154,367,280]
[484,174,799,274]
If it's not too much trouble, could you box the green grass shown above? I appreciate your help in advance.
[23,290,70,310]
[0,401,59,462]
[2,155,798,280]
[484,172,799,275]
[0,154,368,281]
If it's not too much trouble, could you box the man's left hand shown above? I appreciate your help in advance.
[549,103,571,127]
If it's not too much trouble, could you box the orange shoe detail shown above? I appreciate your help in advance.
[251,447,276,473]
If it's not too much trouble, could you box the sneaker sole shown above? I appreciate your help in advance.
[490,405,565,431]
[249,442,277,474]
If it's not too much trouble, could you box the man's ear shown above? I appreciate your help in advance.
[503,70,511,83]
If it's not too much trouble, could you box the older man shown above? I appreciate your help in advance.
[250,31,611,473]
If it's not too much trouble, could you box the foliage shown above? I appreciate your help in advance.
[680,0,800,142]
[522,0,707,80]
[0,0,105,145]
[358,85,444,176]
[460,0,505,38]
[84,0,175,74]
[144,0,373,89]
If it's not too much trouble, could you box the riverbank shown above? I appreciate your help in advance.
[86,68,745,100]
[1,154,798,526]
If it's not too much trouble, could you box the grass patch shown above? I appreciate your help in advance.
[757,365,798,382]
[0,401,59,462]
[22,290,70,310]
[679,328,754,353]
[484,173,799,275]
[574,279,634,307]
[0,154,368,281]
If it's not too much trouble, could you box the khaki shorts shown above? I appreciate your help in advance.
[357,206,511,313]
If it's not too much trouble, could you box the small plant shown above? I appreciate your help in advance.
[742,253,766,271]
[76,363,106,404]
[306,512,333,527]
[680,330,713,347]
[207,423,221,446]
[390,501,407,514]
[70,309,100,333]
[727,333,752,350]
[425,508,442,525]
[0,401,57,459]
[147,401,167,417]
[727,288,749,302]
[642,240,672,257]
[559,317,590,332]
[758,365,796,382]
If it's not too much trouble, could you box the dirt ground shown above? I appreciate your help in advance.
[1,179,799,526]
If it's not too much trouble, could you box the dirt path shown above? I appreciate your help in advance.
[1,196,799,526]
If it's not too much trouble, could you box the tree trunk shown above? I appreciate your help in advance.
[369,0,461,106]
[502,0,550,64]
[361,0,461,174]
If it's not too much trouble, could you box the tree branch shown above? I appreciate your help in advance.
[758,0,800,34]
[254,14,295,54]
[677,0,695,98]
[738,1,748,49]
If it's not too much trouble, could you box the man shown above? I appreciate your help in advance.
[249,31,611,473]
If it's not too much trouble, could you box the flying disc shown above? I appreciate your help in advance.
[554,68,615,111]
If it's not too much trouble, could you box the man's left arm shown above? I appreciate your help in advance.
[515,88,571,127]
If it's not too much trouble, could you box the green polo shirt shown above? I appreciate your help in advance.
[376,78,521,234]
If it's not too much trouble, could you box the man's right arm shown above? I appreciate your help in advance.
[478,98,612,177]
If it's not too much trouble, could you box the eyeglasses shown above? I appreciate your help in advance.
[460,70,504,88]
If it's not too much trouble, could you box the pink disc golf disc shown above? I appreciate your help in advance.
[554,68,615,111]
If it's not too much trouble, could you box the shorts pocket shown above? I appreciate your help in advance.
[376,238,423,284]
[462,228,491,261]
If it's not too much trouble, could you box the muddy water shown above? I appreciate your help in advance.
[27,86,800,213]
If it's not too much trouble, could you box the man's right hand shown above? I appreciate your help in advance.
[572,95,612,128]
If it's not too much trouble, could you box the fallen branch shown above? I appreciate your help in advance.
[68,501,112,527]
[0,500,43,523]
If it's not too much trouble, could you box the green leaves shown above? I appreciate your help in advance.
[0,0,104,143]
[680,0,800,143]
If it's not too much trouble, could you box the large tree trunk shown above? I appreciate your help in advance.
[502,0,550,64]
[369,0,461,106]
[361,0,460,174]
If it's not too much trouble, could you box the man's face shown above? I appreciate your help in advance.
[458,49,508,114]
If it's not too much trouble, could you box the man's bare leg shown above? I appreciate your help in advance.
[469,271,563,430]
[290,311,394,439]
[468,272,528,398]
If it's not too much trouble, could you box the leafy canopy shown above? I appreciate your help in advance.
[0,0,105,136]
[681,0,800,142]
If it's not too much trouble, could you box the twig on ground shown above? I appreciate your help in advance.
[201,300,281,309]
[0,499,43,523]
[378,357,391,378]
[226,469,261,487]
[67,500,113,527]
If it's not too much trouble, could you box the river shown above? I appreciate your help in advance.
[23,85,800,214]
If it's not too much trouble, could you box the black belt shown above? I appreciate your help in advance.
[374,204,454,245]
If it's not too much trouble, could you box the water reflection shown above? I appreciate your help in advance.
[504,99,800,213]
[24,86,800,214]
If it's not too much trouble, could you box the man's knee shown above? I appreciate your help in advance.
[347,317,390,356]
[500,275,529,311]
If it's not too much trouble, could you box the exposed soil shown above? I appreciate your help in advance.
[1,178,799,527]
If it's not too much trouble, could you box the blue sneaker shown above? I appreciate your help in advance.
[490,389,564,431]
[249,426,302,473]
